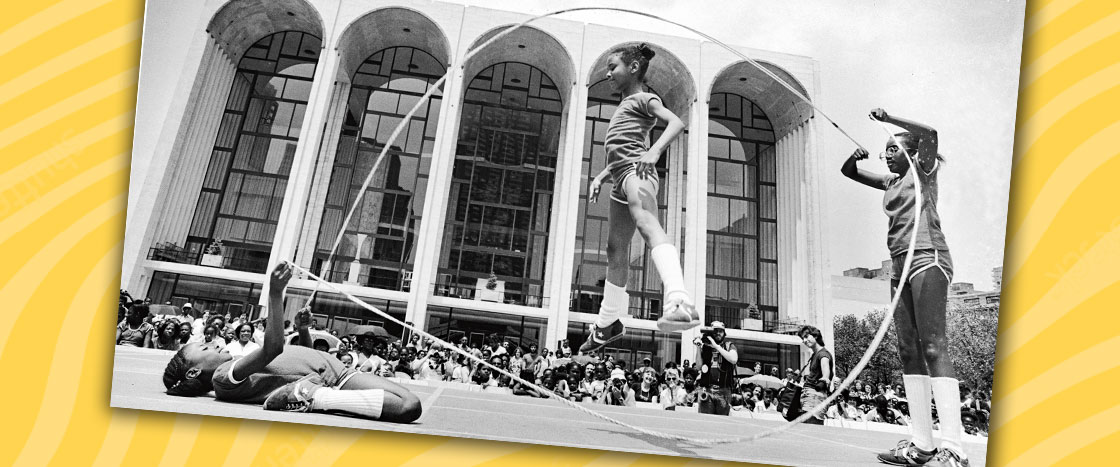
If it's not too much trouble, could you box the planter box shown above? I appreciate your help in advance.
[200,254,223,267]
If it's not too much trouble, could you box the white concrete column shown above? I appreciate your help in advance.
[124,33,233,294]
[405,64,468,331]
[293,78,350,269]
[543,80,589,351]
[261,39,342,311]
[680,99,706,358]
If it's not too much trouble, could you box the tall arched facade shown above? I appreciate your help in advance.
[124,0,828,371]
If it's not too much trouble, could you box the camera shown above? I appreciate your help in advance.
[693,329,717,346]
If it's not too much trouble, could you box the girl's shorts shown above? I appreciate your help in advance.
[609,163,660,205]
[890,249,953,284]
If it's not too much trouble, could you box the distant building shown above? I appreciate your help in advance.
[841,259,891,281]
[948,267,1004,308]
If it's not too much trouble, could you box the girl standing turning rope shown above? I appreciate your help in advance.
[580,43,698,353]
[161,262,422,423]
[841,108,968,467]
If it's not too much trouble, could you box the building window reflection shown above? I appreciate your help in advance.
[437,62,563,308]
[313,47,445,292]
[184,31,322,273]
[705,92,778,331]
[570,80,671,320]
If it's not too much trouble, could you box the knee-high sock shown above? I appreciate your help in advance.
[309,388,385,419]
[650,244,688,302]
[931,377,966,457]
[903,374,935,451]
[595,281,629,328]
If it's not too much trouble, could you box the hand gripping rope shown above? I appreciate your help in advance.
[291,7,924,445]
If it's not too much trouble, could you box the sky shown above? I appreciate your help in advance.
[454,0,1026,290]
[133,0,1027,290]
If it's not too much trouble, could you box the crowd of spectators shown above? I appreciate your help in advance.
[116,292,989,435]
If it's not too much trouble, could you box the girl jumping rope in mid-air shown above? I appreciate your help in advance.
[841,109,968,467]
[161,262,422,423]
[579,43,698,354]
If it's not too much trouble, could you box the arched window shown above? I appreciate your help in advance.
[705,92,778,330]
[570,80,671,320]
[312,47,446,291]
[186,31,321,273]
[437,62,563,307]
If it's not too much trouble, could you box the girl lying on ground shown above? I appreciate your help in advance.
[161,262,422,423]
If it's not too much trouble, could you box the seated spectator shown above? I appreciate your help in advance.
[154,320,182,351]
[415,349,446,382]
[225,323,261,357]
[551,370,571,398]
[659,368,688,410]
[190,324,227,350]
[633,368,659,403]
[176,322,193,346]
[602,369,635,407]
[472,364,498,389]
[450,354,471,383]
[116,303,154,348]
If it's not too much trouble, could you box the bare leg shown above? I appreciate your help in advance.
[891,279,928,376]
[605,197,637,288]
[622,175,670,247]
[910,269,952,378]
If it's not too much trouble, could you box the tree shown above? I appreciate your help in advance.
[833,308,901,386]
[833,304,999,392]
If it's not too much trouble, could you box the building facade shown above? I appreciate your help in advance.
[122,0,830,374]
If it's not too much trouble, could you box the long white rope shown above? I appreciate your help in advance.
[296,6,924,445]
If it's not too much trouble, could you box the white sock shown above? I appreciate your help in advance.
[650,244,688,302]
[595,281,629,328]
[309,388,385,420]
[903,374,935,451]
[931,377,966,457]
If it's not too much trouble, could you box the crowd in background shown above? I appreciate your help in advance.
[116,292,989,435]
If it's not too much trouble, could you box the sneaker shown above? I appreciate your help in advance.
[263,373,324,412]
[656,296,699,332]
[579,320,626,353]
[924,448,969,467]
[877,439,937,466]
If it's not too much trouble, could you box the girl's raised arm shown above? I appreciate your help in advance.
[841,148,891,190]
[230,262,292,381]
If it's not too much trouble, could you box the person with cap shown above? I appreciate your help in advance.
[694,321,738,415]
[176,303,195,326]
[602,368,636,406]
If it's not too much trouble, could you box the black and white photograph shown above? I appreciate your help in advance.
[112,0,1025,465]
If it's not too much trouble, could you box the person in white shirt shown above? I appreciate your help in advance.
[224,323,261,357]
[659,368,688,410]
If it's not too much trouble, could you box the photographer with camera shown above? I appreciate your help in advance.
[693,321,738,415]
[602,368,635,407]
[792,325,833,425]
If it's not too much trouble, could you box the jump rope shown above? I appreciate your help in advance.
[283,7,926,445]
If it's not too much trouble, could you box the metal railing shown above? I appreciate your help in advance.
[147,246,267,274]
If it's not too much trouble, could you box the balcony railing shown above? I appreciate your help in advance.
[147,245,268,274]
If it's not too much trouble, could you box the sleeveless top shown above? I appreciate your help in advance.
[604,92,661,181]
[699,341,737,389]
[883,159,948,256]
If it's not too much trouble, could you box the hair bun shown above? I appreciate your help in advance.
[637,43,656,60]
